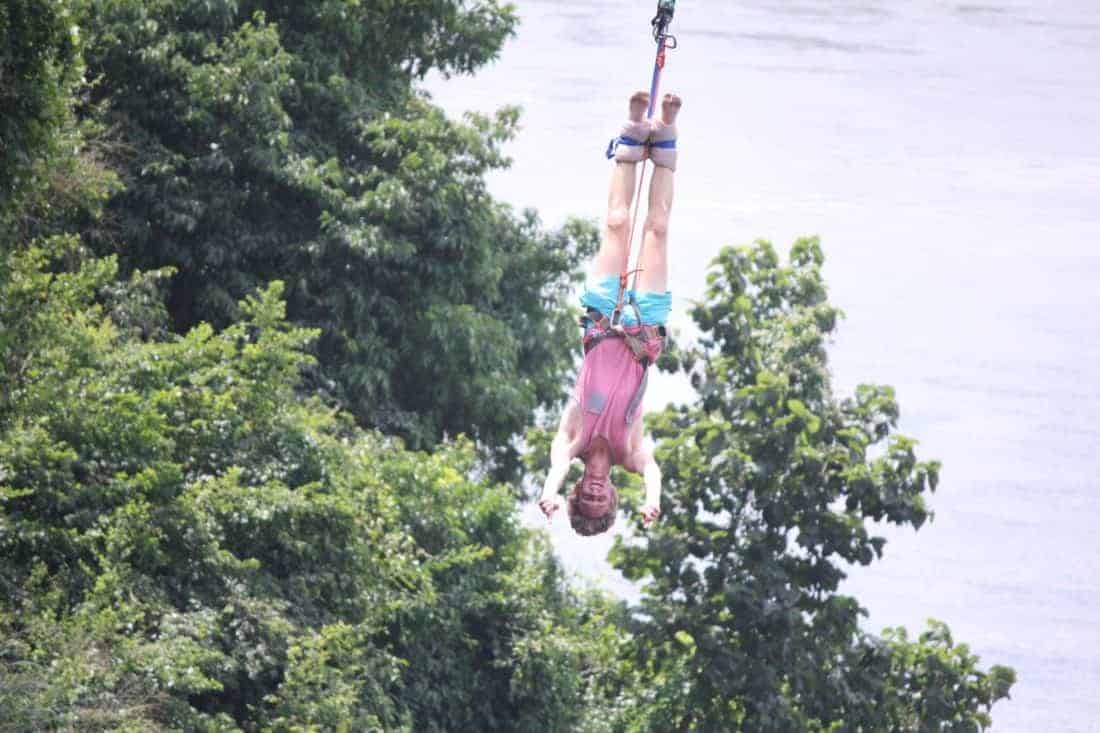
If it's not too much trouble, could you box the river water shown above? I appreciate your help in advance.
[425,2,1100,730]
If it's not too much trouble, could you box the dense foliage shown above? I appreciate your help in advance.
[609,239,1015,730]
[0,0,82,211]
[0,241,618,731]
[1,1,1014,730]
[78,0,594,465]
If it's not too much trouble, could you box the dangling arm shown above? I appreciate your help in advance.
[639,445,662,527]
[625,425,662,527]
[539,402,581,521]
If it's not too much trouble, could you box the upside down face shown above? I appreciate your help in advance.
[577,473,614,518]
[567,465,619,536]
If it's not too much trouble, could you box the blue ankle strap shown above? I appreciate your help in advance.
[605,135,648,159]
[604,136,676,159]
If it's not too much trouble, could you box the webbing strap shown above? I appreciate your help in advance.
[605,135,649,160]
[624,367,648,426]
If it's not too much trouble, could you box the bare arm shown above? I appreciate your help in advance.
[642,449,662,509]
[540,430,573,501]
[539,403,580,521]
[625,428,662,527]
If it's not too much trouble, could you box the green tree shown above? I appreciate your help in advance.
[79,0,595,467]
[607,238,1014,731]
[2,4,1018,730]
[0,237,613,731]
[0,0,81,212]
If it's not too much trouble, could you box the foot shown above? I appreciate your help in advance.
[660,93,682,125]
[613,91,652,164]
[650,93,681,170]
[630,90,650,122]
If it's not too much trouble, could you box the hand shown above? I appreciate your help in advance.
[640,503,661,528]
[539,494,564,523]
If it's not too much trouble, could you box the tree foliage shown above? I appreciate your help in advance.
[608,238,1015,731]
[0,240,613,731]
[78,0,594,464]
[1,2,1016,730]
[0,0,82,211]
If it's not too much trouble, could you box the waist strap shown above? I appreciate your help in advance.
[582,312,659,365]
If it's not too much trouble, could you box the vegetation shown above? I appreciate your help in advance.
[77,0,593,471]
[608,240,1015,731]
[1,0,1013,730]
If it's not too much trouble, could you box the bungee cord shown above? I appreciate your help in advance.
[611,0,679,328]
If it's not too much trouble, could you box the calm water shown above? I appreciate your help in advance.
[425,2,1100,730]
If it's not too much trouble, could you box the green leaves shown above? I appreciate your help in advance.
[874,622,1018,730]
[3,4,1013,730]
[75,1,587,469]
[611,238,1012,730]
[0,238,613,730]
[0,0,85,215]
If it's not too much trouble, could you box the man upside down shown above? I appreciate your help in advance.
[539,90,681,536]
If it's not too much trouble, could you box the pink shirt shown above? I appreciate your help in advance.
[571,327,664,466]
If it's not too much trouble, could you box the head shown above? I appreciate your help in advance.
[567,451,619,536]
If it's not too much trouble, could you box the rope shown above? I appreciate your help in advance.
[618,163,649,313]
[613,1,677,326]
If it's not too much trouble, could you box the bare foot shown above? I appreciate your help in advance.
[661,93,682,125]
[650,94,680,170]
[629,90,650,122]
[614,91,654,164]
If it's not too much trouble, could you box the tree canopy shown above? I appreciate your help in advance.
[0,240,616,730]
[1,0,82,210]
[609,239,1015,731]
[78,0,594,467]
[1,1,1015,730]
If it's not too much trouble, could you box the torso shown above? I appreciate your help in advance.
[567,332,653,470]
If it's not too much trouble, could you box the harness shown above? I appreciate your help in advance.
[581,307,663,367]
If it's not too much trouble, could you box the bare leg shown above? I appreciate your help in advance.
[590,91,649,280]
[591,162,637,279]
[636,94,680,293]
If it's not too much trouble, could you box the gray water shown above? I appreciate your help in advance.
[425,2,1100,730]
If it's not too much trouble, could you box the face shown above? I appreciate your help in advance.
[577,469,612,518]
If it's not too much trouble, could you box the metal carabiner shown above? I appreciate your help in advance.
[652,0,676,41]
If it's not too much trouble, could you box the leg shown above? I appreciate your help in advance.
[636,94,680,293]
[590,91,649,280]
[636,166,674,292]
[590,160,639,279]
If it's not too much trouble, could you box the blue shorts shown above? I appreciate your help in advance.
[580,275,672,327]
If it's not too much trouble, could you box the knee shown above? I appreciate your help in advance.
[644,211,669,238]
[606,206,630,235]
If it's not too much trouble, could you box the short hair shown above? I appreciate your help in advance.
[566,476,619,536]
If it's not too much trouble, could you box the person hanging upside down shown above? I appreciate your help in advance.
[539,90,681,536]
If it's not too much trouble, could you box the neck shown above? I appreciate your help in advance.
[585,438,612,475]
